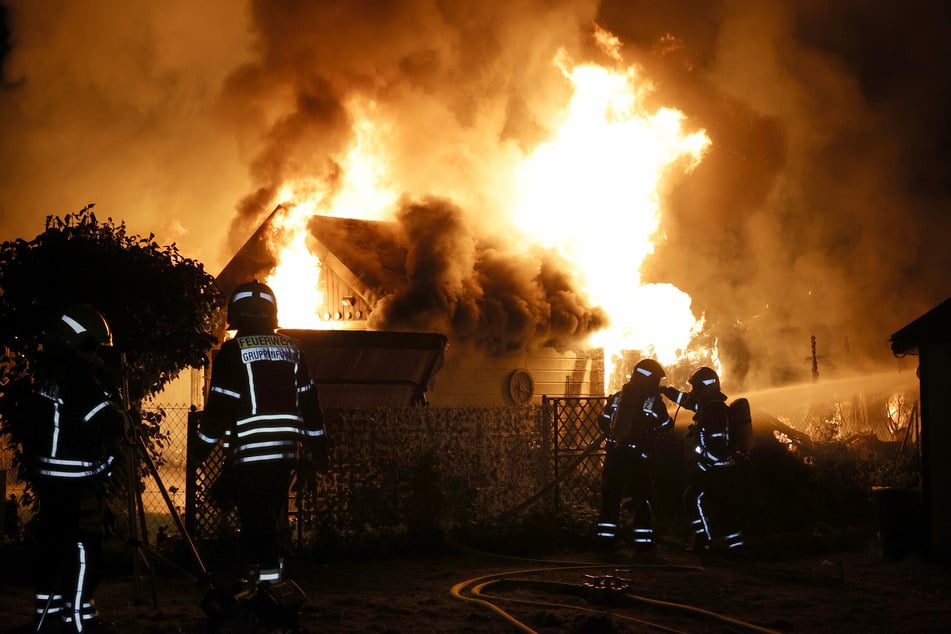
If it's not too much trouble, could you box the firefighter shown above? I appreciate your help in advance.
[661,366,752,555]
[596,359,673,550]
[16,304,128,632]
[197,280,328,589]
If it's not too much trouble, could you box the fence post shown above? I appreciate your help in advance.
[185,408,200,536]
[546,396,561,516]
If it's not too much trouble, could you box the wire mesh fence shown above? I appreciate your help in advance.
[137,404,195,541]
[185,404,558,546]
[1,386,921,551]
[137,385,927,548]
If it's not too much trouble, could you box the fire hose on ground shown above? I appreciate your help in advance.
[450,561,783,634]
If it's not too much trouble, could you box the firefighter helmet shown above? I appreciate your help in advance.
[688,366,721,395]
[630,359,665,388]
[45,303,113,366]
[227,280,278,331]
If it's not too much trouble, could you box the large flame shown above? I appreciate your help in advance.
[510,47,710,375]
[264,30,715,386]
[265,104,398,328]
[266,199,323,329]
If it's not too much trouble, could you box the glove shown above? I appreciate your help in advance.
[660,386,680,401]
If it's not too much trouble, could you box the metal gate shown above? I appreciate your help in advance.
[545,394,687,533]
[545,395,610,516]
[184,410,239,539]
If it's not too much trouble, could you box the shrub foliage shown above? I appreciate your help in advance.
[0,205,222,484]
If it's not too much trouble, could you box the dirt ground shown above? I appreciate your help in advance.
[2,530,949,634]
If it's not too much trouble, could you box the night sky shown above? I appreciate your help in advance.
[1,1,949,388]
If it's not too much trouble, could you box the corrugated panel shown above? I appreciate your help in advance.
[281,329,447,408]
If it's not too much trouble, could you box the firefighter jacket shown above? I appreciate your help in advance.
[198,331,326,468]
[603,381,672,458]
[664,388,753,469]
[16,358,126,483]
[691,396,735,470]
[661,386,700,413]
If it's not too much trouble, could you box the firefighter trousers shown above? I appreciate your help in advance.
[597,446,655,546]
[685,462,746,551]
[32,479,106,630]
[234,462,293,584]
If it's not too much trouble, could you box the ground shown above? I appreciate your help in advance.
[1,531,949,633]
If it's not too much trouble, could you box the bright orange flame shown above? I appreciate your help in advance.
[266,201,323,329]
[511,47,712,383]
[265,28,717,389]
[265,103,398,328]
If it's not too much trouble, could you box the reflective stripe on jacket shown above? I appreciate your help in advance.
[24,375,124,481]
[199,332,325,466]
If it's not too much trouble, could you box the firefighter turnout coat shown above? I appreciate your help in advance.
[197,330,326,584]
[665,387,752,552]
[197,332,326,466]
[15,355,127,631]
[596,381,673,546]
[18,356,126,483]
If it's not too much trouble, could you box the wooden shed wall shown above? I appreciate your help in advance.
[428,343,605,406]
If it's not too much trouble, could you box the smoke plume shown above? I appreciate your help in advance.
[600,0,951,386]
[368,197,608,354]
[2,1,949,387]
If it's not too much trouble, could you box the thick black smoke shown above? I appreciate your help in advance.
[218,0,951,385]
[368,197,608,354]
[217,0,598,250]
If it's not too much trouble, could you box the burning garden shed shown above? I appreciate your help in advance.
[214,204,606,406]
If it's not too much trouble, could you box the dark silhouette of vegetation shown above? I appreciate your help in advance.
[0,204,222,485]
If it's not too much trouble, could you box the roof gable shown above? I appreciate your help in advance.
[306,215,406,307]
[216,209,406,312]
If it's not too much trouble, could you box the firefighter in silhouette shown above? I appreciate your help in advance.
[13,304,128,632]
[197,280,327,589]
[661,366,752,554]
[596,359,673,550]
